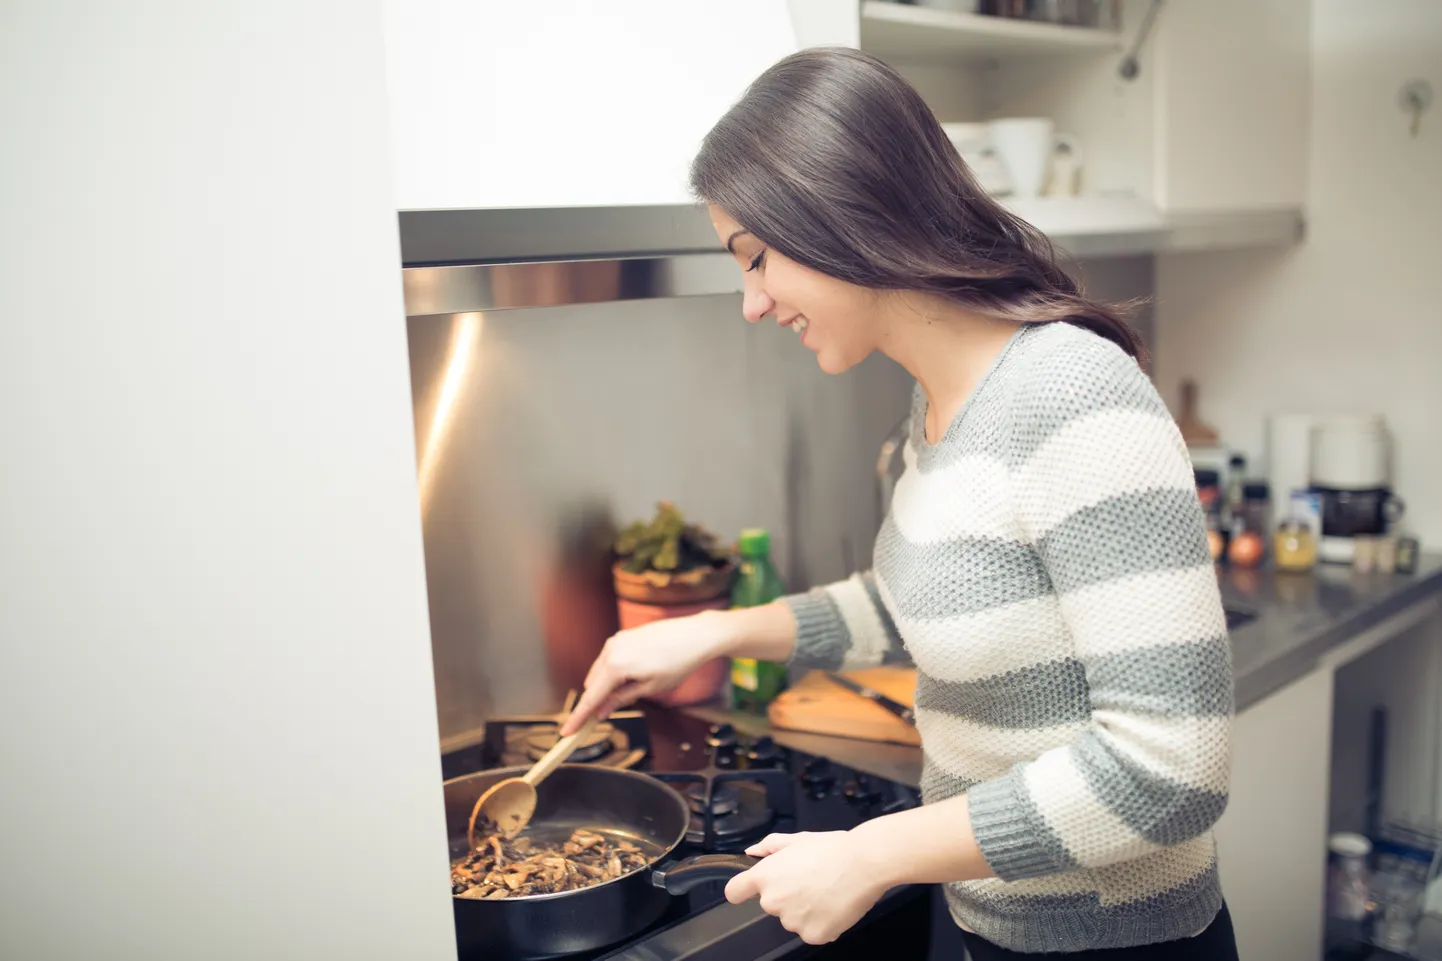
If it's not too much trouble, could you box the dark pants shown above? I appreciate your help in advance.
[959,904,1240,961]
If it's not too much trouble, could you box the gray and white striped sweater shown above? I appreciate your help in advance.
[783,322,1231,953]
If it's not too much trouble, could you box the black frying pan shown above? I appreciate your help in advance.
[444,765,755,960]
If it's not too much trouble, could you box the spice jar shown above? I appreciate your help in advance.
[1195,469,1222,514]
[1353,536,1379,574]
[1396,535,1421,574]
[1375,536,1398,575]
[1196,470,1225,561]
[1275,518,1318,572]
[1240,482,1272,537]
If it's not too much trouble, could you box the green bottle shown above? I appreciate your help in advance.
[730,528,788,714]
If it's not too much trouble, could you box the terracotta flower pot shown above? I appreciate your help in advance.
[612,560,736,707]
[611,559,736,606]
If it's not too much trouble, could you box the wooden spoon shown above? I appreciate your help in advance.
[467,710,601,850]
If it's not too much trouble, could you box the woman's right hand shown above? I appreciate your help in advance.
[562,611,736,734]
[561,602,798,735]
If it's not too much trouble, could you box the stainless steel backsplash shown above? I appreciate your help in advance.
[407,258,1155,747]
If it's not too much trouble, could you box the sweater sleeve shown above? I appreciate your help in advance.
[965,341,1233,881]
[782,571,910,670]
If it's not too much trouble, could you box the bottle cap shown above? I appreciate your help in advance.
[1328,833,1372,858]
[1243,481,1270,500]
[738,528,770,558]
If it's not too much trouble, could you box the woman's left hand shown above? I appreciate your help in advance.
[724,831,889,945]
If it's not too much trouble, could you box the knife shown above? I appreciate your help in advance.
[823,672,916,726]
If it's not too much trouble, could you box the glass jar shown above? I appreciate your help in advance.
[1372,862,1425,952]
[1275,518,1318,572]
[1195,468,1222,515]
[1327,833,1372,922]
[1240,481,1272,538]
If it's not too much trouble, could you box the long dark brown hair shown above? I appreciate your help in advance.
[690,47,1145,362]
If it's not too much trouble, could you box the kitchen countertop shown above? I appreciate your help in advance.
[688,554,1442,791]
[1221,554,1442,709]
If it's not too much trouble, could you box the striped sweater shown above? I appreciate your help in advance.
[783,322,1232,953]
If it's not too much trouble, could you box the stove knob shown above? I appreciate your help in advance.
[881,787,921,815]
[746,735,783,768]
[705,723,738,751]
[843,775,881,806]
[800,757,835,791]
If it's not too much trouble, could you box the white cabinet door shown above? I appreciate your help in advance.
[1152,0,1311,211]
[1215,666,1333,961]
[788,0,861,48]
[383,1,799,210]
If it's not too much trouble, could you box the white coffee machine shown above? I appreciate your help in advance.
[1308,416,1404,564]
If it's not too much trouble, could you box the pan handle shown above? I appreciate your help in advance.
[651,854,758,896]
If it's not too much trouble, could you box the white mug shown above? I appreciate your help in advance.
[939,122,1013,196]
[987,117,1081,199]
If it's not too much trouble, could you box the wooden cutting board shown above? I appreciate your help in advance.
[767,667,920,746]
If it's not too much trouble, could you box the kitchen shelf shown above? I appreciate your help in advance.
[859,1,1122,63]
[1004,196,1304,260]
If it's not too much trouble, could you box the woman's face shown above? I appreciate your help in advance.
[708,204,881,375]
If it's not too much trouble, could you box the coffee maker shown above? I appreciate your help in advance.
[1309,416,1405,564]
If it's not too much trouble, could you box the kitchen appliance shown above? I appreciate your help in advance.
[1313,486,1406,564]
[1307,415,1401,563]
[443,705,926,961]
[1311,415,1392,491]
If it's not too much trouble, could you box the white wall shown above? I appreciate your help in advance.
[383,0,799,209]
[1154,0,1442,545]
[0,4,455,960]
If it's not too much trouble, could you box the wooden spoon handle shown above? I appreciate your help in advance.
[524,712,600,788]
[466,788,490,855]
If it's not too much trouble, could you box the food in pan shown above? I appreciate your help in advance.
[452,826,652,899]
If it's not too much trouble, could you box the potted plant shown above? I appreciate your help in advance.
[612,501,736,706]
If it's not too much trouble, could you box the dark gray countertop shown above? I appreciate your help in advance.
[689,555,1442,791]
[1223,553,1442,709]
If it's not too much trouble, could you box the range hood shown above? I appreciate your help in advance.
[398,201,1304,317]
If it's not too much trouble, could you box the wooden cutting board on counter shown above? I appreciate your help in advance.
[767,667,920,746]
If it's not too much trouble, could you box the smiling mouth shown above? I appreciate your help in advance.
[779,316,809,334]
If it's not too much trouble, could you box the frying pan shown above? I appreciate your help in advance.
[444,765,756,960]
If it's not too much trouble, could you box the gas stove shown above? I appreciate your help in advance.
[443,704,927,961]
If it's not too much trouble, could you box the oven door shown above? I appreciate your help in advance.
[597,883,952,961]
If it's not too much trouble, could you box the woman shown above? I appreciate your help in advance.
[564,48,1236,960]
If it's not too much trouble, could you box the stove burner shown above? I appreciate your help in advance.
[523,723,616,763]
[705,722,738,752]
[653,725,797,852]
[469,709,651,773]
[680,781,777,845]
[690,783,740,817]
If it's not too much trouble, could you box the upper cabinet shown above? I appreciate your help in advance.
[858,2,1122,62]
[784,0,1311,247]
[1150,0,1310,211]
[383,1,800,210]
